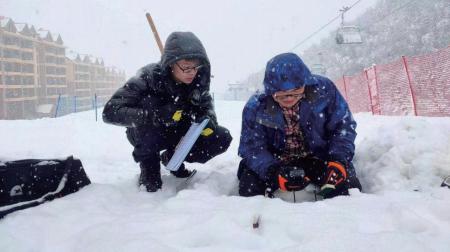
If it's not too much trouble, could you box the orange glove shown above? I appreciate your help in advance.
[319,161,347,196]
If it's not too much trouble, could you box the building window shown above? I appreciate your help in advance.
[3,49,21,59]
[4,76,22,85]
[45,46,58,54]
[56,57,65,64]
[24,100,36,118]
[3,35,19,46]
[47,77,55,85]
[22,76,34,85]
[55,67,66,75]
[46,66,56,75]
[58,87,66,94]
[46,55,56,64]
[4,63,21,72]
[76,90,90,97]
[22,64,34,73]
[22,52,34,61]
[23,88,35,97]
[75,65,89,72]
[20,40,33,48]
[58,77,66,85]
[5,88,22,98]
[47,87,58,96]
[76,82,90,89]
[6,101,23,119]
[76,73,89,81]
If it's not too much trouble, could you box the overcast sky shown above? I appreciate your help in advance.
[1,0,376,93]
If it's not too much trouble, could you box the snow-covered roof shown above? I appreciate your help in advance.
[55,34,64,45]
[66,51,79,61]
[0,17,12,28]
[0,18,17,33]
[15,23,26,31]
[0,19,38,38]
[29,26,38,37]
[66,51,100,63]
[82,55,92,64]
[37,30,54,42]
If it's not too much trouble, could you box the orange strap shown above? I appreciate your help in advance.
[278,175,288,191]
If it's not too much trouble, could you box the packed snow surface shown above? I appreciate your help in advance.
[1,100,450,251]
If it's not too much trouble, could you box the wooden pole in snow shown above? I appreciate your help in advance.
[145,13,164,55]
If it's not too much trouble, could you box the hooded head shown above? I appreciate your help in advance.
[263,53,317,95]
[160,31,210,72]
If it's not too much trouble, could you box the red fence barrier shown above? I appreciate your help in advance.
[334,45,450,117]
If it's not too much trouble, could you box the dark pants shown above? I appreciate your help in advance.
[126,122,232,167]
[237,158,362,199]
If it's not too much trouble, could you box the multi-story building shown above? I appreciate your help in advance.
[101,67,125,106]
[36,30,68,116]
[0,18,39,119]
[66,54,125,113]
[67,54,95,113]
[0,17,125,120]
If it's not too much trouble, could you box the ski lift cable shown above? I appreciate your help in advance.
[289,0,365,52]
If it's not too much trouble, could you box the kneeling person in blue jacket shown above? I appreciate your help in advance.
[238,53,361,199]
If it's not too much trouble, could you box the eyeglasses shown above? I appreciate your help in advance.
[273,92,305,101]
[175,62,203,73]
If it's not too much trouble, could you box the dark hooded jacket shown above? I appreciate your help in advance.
[102,32,216,129]
[238,53,357,179]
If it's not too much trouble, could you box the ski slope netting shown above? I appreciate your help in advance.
[335,45,450,117]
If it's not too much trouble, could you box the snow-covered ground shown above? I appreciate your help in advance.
[1,100,450,251]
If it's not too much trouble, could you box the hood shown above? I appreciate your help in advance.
[160,31,210,71]
[263,52,318,95]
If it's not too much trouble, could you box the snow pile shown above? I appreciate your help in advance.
[354,113,450,193]
[1,100,450,251]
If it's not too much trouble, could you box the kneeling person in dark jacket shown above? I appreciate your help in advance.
[238,53,361,199]
[103,32,232,192]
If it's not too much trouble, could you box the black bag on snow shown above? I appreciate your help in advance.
[0,156,90,218]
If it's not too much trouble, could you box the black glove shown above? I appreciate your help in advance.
[150,104,184,127]
[319,161,348,196]
[264,164,281,195]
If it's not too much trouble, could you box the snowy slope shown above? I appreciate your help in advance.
[1,100,450,252]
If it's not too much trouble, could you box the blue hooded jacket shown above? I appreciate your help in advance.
[238,53,357,179]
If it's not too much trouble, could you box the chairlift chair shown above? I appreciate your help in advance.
[336,25,363,44]
[335,6,363,44]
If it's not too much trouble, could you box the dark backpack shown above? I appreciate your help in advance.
[0,156,91,218]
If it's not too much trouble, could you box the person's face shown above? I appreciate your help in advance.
[272,87,305,108]
[171,59,203,84]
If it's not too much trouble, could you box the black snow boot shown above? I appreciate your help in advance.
[170,163,193,178]
[160,150,193,178]
[139,161,162,192]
